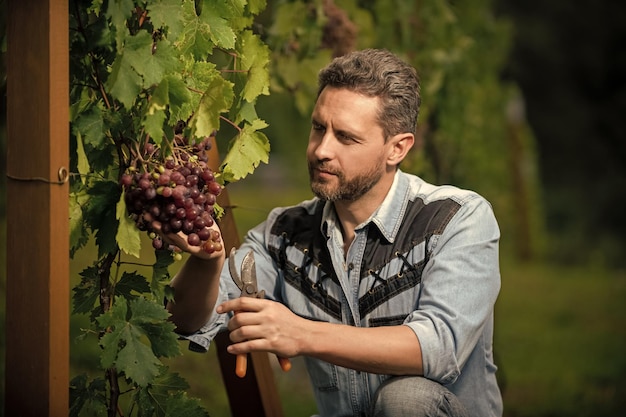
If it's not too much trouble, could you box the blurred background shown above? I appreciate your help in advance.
[1,0,625,416]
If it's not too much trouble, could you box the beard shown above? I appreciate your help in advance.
[308,159,384,202]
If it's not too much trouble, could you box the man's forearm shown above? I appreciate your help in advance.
[166,254,224,334]
[301,321,424,375]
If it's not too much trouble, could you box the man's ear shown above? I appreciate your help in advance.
[387,133,415,166]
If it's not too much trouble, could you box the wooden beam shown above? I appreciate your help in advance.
[5,0,69,416]
[208,143,284,417]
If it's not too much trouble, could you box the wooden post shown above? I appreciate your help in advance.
[5,0,70,416]
[208,144,284,417]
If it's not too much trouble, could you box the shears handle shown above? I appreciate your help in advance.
[235,353,248,378]
[233,313,292,377]
[277,356,292,372]
[233,311,248,378]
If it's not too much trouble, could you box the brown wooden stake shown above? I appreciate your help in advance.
[208,142,284,417]
[5,0,70,416]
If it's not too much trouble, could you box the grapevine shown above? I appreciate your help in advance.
[69,0,271,415]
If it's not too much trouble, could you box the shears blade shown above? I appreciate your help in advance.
[228,248,262,298]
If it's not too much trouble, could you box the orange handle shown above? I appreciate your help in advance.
[277,356,291,372]
[233,310,248,378]
[235,353,248,378]
[232,312,291,376]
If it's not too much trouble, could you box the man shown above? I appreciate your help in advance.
[161,49,503,417]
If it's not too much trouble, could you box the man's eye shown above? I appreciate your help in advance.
[312,122,325,132]
[338,132,354,142]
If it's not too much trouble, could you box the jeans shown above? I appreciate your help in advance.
[370,376,469,417]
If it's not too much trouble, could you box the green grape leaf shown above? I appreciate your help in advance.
[72,265,100,315]
[107,50,143,109]
[116,190,142,258]
[105,0,134,51]
[164,392,210,417]
[70,189,90,258]
[147,0,185,39]
[98,297,179,387]
[134,367,189,417]
[223,0,246,17]
[173,60,219,123]
[177,0,215,59]
[235,99,258,124]
[204,11,236,50]
[85,181,120,258]
[74,107,105,148]
[143,108,167,145]
[70,86,95,124]
[190,76,234,138]
[165,75,192,117]
[69,374,107,417]
[74,131,91,185]
[125,33,181,88]
[152,249,174,299]
[117,335,162,387]
[238,30,270,102]
[115,271,151,300]
[220,119,270,182]
[248,0,266,15]
[95,207,119,259]
[129,298,180,359]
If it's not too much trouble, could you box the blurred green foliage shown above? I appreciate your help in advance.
[262,0,545,262]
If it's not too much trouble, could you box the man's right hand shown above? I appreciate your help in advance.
[145,213,225,261]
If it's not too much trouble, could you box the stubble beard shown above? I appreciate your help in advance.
[308,159,384,202]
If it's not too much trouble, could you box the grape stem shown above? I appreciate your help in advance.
[219,115,242,133]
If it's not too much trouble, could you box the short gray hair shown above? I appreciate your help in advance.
[317,49,421,139]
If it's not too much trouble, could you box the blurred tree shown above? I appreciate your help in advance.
[496,0,626,266]
[261,0,545,261]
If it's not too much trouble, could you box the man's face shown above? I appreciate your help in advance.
[307,87,388,202]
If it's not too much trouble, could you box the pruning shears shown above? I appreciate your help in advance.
[228,248,292,378]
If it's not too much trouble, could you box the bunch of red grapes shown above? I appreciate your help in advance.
[120,135,223,256]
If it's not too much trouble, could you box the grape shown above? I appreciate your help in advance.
[182,220,194,234]
[144,187,157,200]
[194,217,206,229]
[170,218,182,233]
[158,173,170,186]
[120,174,132,187]
[207,181,222,196]
[161,186,173,198]
[139,178,151,190]
[186,206,198,220]
[197,227,211,241]
[187,233,200,246]
[120,134,224,256]
[164,202,176,216]
[149,203,160,218]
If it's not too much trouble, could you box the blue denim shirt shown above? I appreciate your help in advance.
[182,170,503,417]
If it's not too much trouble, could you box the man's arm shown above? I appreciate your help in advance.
[167,253,224,334]
[217,297,424,376]
[302,319,423,375]
[157,221,226,335]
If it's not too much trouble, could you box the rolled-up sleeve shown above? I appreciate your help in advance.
[403,195,501,384]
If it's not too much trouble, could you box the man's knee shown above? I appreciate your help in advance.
[370,376,468,417]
